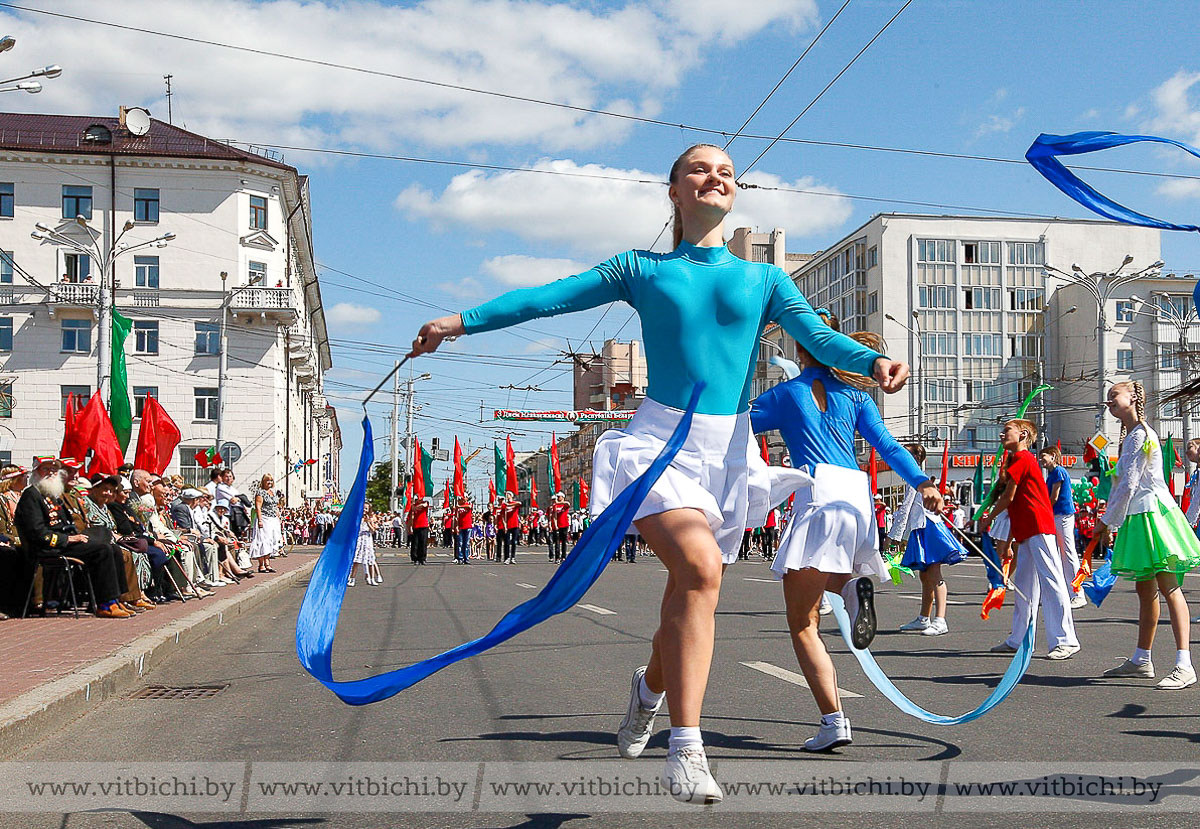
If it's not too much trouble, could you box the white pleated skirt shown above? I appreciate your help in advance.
[989,509,1011,542]
[770,464,887,581]
[590,398,805,564]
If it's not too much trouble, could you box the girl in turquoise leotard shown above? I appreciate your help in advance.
[409,144,911,805]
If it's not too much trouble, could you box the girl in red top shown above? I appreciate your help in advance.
[454,497,474,564]
[980,418,1080,660]
[408,496,429,565]
[501,492,520,564]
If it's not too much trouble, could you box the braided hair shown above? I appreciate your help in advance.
[1112,380,1147,453]
[799,311,885,390]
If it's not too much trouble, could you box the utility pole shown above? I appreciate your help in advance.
[389,360,399,513]
[163,74,174,123]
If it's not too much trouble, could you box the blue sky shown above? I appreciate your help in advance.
[4,0,1200,493]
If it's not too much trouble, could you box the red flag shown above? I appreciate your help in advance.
[530,471,538,509]
[75,392,124,476]
[868,447,878,496]
[505,435,518,495]
[550,433,562,493]
[452,437,465,498]
[488,479,497,506]
[1082,442,1097,463]
[938,438,950,496]
[442,479,450,509]
[1056,439,1062,453]
[579,476,589,509]
[760,436,770,464]
[404,480,412,512]
[60,392,80,459]
[132,395,181,476]
[413,437,427,499]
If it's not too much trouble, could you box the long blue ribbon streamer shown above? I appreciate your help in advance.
[296,385,703,705]
[1082,559,1117,608]
[1025,131,1200,233]
[826,591,1034,725]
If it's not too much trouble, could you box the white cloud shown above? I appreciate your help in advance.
[972,108,1026,139]
[482,255,589,287]
[436,277,487,299]
[1081,107,1101,120]
[0,0,812,152]
[521,336,562,355]
[1144,69,1200,145]
[398,159,852,257]
[1155,179,1200,200]
[325,302,381,326]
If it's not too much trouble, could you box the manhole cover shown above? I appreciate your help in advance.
[130,684,228,700]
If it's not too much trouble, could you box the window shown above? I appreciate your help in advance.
[750,243,772,263]
[1007,241,1044,265]
[867,291,878,315]
[61,385,89,417]
[922,332,956,356]
[0,318,12,351]
[63,252,90,283]
[195,321,219,355]
[62,185,93,220]
[0,382,10,418]
[1161,345,1181,370]
[964,287,1001,310]
[0,451,9,465]
[963,333,1002,357]
[1010,287,1044,311]
[178,448,207,488]
[918,285,955,309]
[133,386,158,419]
[61,319,91,353]
[248,260,267,285]
[963,241,1000,264]
[925,379,958,403]
[1010,334,1041,359]
[133,188,159,223]
[1116,349,1134,371]
[134,255,159,289]
[868,246,878,268]
[917,239,954,263]
[194,387,219,421]
[249,194,267,229]
[1115,300,1135,323]
[0,250,12,284]
[1159,294,1190,319]
[0,182,12,218]
[1163,400,1180,419]
[133,320,159,354]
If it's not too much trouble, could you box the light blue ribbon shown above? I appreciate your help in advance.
[826,591,1033,725]
[296,385,702,705]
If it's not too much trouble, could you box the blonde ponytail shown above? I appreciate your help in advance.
[667,143,727,250]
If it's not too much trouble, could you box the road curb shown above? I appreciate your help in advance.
[0,557,316,759]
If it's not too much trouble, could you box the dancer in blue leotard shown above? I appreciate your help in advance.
[750,313,943,751]
[410,144,911,804]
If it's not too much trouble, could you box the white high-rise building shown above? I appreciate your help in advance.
[0,110,338,503]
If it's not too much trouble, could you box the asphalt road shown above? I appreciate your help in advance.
[5,543,1200,829]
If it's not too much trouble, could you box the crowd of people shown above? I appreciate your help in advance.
[0,460,293,620]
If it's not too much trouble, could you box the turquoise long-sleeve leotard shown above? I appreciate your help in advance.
[750,366,929,489]
[460,242,885,416]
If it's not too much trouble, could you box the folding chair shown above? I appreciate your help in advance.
[23,555,95,618]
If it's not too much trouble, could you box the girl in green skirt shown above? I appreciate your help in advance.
[1096,380,1200,690]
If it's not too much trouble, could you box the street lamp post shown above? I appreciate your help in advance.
[32,219,174,403]
[217,270,267,455]
[1131,290,1198,480]
[1043,256,1163,432]
[0,34,61,94]
[885,311,925,441]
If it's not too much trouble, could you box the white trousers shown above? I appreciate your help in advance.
[1006,532,1079,651]
[1054,513,1080,592]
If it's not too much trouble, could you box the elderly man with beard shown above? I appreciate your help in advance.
[14,457,131,618]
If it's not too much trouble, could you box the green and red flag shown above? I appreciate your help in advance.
[494,442,506,496]
[194,446,223,468]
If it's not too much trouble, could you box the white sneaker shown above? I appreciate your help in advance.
[803,717,853,752]
[1047,644,1081,660]
[660,748,722,805]
[366,576,377,586]
[899,616,931,632]
[617,666,661,759]
[346,578,355,587]
[1102,659,1154,679]
[1070,593,1087,609]
[818,595,833,616]
[841,577,876,649]
[921,618,949,636]
[1155,665,1197,690]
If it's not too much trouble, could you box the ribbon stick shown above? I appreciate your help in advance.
[828,591,1034,725]
[1026,131,1200,233]
[296,383,703,705]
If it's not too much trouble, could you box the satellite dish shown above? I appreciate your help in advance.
[124,107,151,136]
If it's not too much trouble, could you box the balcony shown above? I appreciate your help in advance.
[132,290,160,307]
[229,286,298,320]
[49,282,99,315]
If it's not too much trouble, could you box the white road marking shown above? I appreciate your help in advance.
[894,594,972,606]
[741,661,863,699]
[576,603,617,615]
[516,583,538,589]
[744,577,776,583]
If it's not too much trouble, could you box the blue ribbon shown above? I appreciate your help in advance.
[1026,131,1200,232]
[826,591,1033,725]
[1082,559,1117,608]
[296,385,702,705]
[978,532,1006,591]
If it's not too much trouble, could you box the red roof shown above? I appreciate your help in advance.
[0,112,294,171]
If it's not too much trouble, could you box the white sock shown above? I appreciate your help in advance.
[668,726,703,754]
[1176,650,1192,670]
[1132,647,1151,666]
[820,711,845,727]
[932,617,945,626]
[638,675,664,709]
